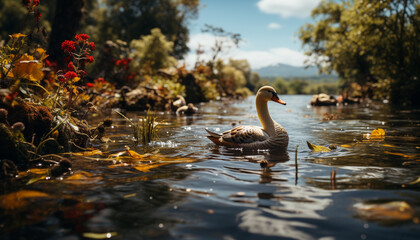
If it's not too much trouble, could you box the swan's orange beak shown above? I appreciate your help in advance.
[271,96,286,105]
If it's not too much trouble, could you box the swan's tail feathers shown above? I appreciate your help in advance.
[206,135,222,145]
[205,129,222,138]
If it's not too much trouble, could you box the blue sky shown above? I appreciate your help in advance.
[184,0,321,69]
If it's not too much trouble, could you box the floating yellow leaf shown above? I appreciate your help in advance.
[354,201,415,223]
[26,176,45,185]
[384,151,419,159]
[82,232,118,239]
[64,171,103,185]
[12,54,44,82]
[133,163,167,172]
[364,128,385,141]
[72,149,103,156]
[125,146,143,159]
[107,151,127,161]
[124,193,136,198]
[0,190,52,210]
[307,141,331,152]
[27,168,49,175]
[340,143,356,148]
[408,177,420,185]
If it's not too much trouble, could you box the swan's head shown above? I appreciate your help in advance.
[257,86,286,105]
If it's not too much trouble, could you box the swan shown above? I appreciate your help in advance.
[205,86,289,150]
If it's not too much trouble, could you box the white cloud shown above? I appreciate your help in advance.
[183,33,307,69]
[257,0,322,18]
[267,22,281,29]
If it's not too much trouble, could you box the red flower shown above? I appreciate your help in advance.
[89,42,96,51]
[64,71,77,79]
[68,61,74,71]
[115,59,123,66]
[33,0,40,6]
[61,40,76,53]
[86,83,94,88]
[87,56,94,63]
[75,33,89,41]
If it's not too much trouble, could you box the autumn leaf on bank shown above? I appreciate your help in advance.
[363,128,385,141]
[0,190,52,210]
[307,141,332,152]
[12,54,44,82]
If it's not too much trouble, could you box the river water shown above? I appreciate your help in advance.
[1,95,420,240]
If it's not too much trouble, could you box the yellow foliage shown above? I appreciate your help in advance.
[12,54,44,82]
[9,33,27,39]
[35,48,48,61]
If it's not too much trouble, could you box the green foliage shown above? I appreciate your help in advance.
[115,110,158,145]
[215,60,251,97]
[130,28,177,74]
[288,79,309,94]
[299,0,420,106]
[273,77,288,94]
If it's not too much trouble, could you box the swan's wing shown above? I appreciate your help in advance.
[222,125,269,144]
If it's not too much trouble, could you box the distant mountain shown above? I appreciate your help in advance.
[253,63,335,78]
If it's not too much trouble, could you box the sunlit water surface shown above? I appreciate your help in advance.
[1,95,420,240]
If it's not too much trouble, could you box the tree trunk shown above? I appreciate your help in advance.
[47,0,85,67]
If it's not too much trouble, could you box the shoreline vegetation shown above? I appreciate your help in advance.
[0,0,419,177]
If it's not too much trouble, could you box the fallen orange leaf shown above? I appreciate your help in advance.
[72,149,103,156]
[0,190,52,210]
[64,171,103,185]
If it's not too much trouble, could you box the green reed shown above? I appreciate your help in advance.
[115,110,158,145]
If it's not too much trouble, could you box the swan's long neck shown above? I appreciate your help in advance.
[256,95,277,136]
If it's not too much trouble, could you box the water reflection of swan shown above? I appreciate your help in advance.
[206,86,289,150]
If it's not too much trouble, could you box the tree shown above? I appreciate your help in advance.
[48,0,85,66]
[94,0,198,59]
[289,79,308,94]
[299,0,420,106]
[130,28,177,73]
[201,25,242,71]
[273,77,288,94]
